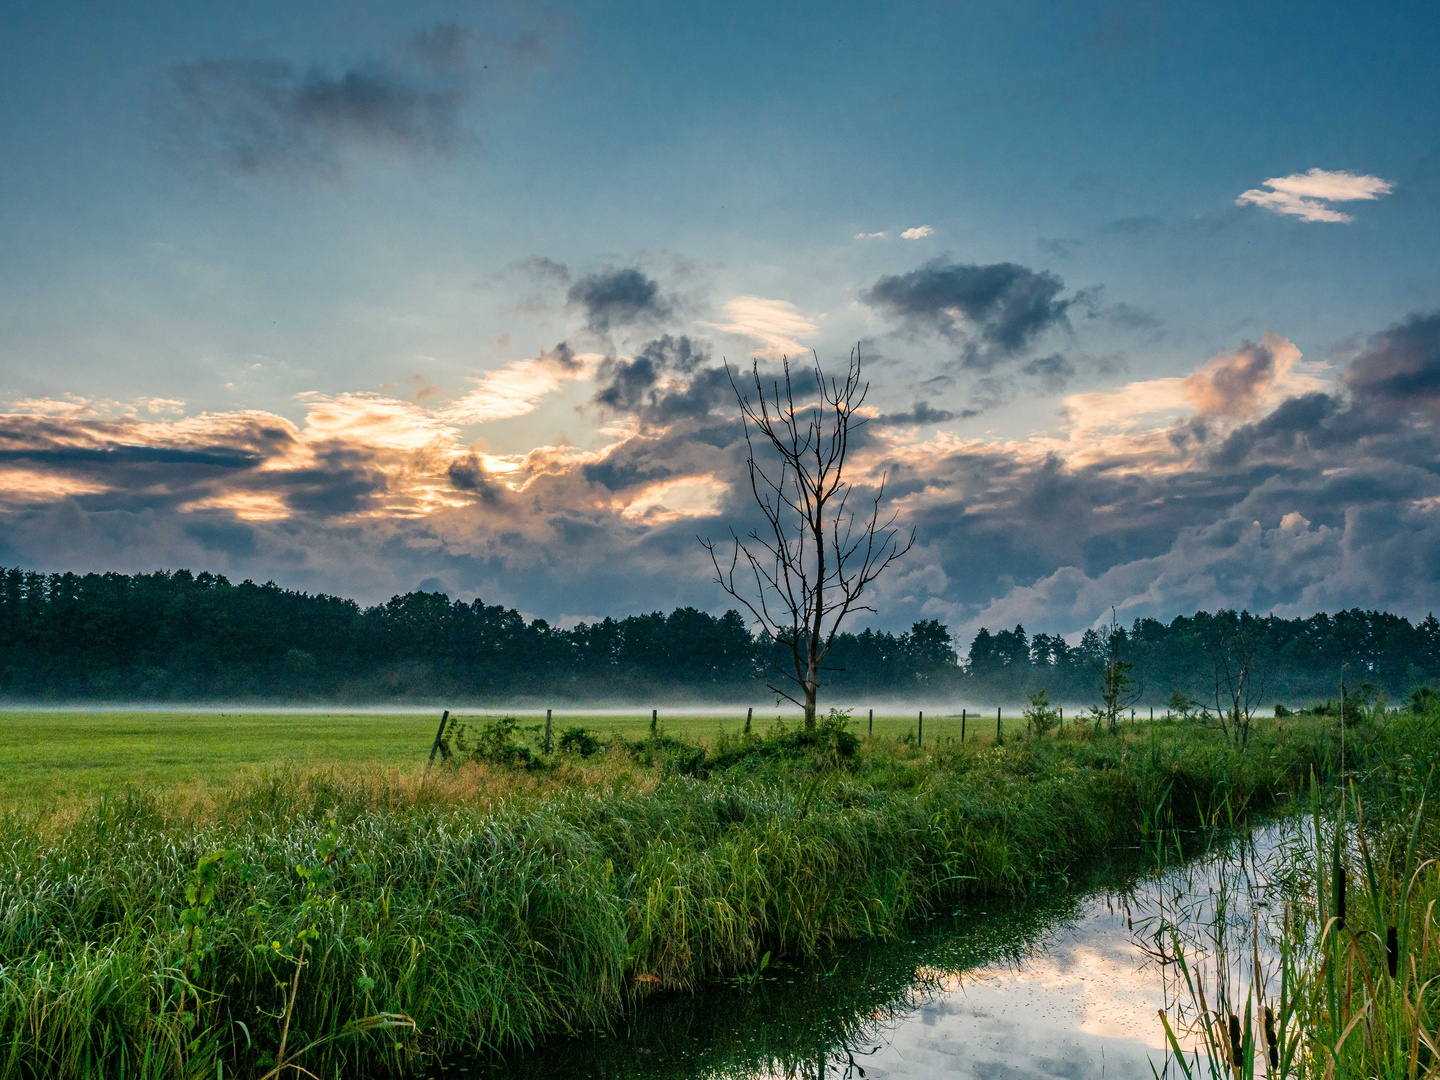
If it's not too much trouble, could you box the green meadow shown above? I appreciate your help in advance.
[1,704,1435,1078]
[0,707,1024,803]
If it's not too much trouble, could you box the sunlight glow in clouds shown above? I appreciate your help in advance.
[298,392,459,451]
[619,475,726,522]
[1236,168,1393,223]
[703,296,821,358]
[1060,333,1325,437]
[441,352,594,425]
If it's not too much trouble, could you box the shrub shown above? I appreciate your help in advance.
[446,715,538,767]
[1023,690,1059,737]
[558,726,602,757]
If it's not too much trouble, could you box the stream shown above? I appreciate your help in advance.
[462,820,1304,1079]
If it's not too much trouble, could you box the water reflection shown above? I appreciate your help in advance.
[466,822,1302,1079]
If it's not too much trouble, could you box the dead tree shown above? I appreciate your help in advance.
[701,348,913,729]
[1198,610,1272,749]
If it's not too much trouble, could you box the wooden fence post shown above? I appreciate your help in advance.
[544,708,553,754]
[650,708,658,736]
[962,708,966,741]
[423,710,450,784]
[918,710,923,747]
[868,708,873,735]
[997,706,1002,743]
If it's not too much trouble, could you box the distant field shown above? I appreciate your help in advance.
[0,706,1040,803]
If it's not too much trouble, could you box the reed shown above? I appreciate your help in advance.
[1158,752,1440,1078]
[0,707,1431,1078]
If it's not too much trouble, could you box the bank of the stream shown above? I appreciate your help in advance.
[0,707,1432,1078]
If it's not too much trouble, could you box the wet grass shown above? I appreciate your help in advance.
[0,708,1430,1078]
[0,709,1012,804]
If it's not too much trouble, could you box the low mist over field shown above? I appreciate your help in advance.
[2,8,1438,1079]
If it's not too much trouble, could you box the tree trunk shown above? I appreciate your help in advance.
[804,651,819,729]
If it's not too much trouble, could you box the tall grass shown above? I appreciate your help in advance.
[1157,728,1440,1078]
[0,708,1432,1078]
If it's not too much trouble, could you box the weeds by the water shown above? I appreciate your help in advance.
[1157,760,1440,1078]
[0,707,1433,1078]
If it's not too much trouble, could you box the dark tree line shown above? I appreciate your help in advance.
[959,610,1440,706]
[1,566,1437,704]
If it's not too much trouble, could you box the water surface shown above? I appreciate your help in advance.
[468,821,1299,1079]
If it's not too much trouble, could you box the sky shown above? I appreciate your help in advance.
[1,0,1438,638]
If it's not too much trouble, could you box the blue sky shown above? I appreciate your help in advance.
[2,0,1438,635]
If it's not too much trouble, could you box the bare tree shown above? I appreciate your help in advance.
[701,348,914,729]
[1196,610,1272,749]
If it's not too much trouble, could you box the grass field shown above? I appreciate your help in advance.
[0,702,1425,1078]
[0,707,1035,803]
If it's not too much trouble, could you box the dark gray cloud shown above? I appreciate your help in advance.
[1343,310,1440,412]
[877,401,968,426]
[862,259,1071,370]
[1073,285,1163,332]
[567,267,671,332]
[447,455,503,506]
[160,58,465,178]
[184,520,257,557]
[156,20,554,179]
[1020,354,1076,392]
[592,335,711,412]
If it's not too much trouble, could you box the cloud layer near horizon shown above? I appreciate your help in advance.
[4,296,1440,640]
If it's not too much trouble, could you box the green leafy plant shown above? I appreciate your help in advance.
[445,715,540,767]
[1023,689,1060,737]
[558,726,602,757]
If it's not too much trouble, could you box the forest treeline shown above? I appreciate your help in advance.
[1,566,1437,704]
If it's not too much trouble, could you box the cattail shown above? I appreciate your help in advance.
[1387,924,1399,978]
[1228,1012,1243,1067]
[1264,1006,1278,1070]
[1335,865,1347,929]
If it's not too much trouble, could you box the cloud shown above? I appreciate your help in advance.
[1057,333,1324,443]
[1181,333,1313,418]
[900,225,935,239]
[855,231,889,240]
[155,21,553,180]
[442,343,590,425]
[6,395,190,419]
[862,259,1071,370]
[592,335,712,414]
[1342,310,1440,413]
[159,58,466,179]
[298,393,459,452]
[567,267,671,332]
[8,308,1440,637]
[1021,353,1076,393]
[703,296,820,358]
[877,401,965,426]
[1237,168,1394,223]
[1037,238,1082,260]
[618,475,727,522]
